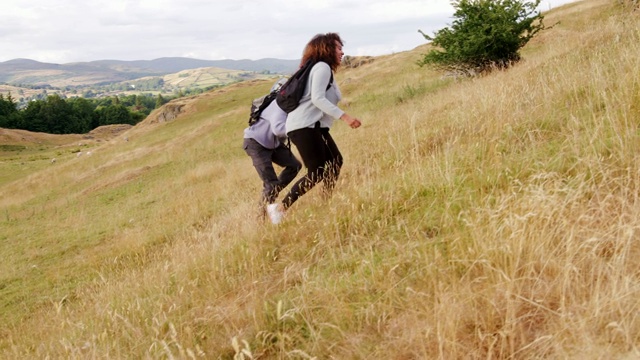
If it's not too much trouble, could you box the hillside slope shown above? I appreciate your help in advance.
[1,0,639,358]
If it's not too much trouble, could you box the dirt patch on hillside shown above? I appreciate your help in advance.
[139,90,235,126]
[143,100,194,125]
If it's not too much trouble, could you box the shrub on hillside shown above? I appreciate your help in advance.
[418,0,545,75]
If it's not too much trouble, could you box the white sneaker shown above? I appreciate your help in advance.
[266,203,285,224]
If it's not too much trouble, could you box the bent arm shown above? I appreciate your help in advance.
[309,62,344,120]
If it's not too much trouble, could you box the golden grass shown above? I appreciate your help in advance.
[0,125,131,187]
[1,0,639,358]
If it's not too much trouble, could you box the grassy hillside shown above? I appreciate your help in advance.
[1,0,639,358]
[0,125,132,185]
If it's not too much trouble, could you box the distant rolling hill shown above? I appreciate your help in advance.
[0,57,300,87]
[89,57,300,74]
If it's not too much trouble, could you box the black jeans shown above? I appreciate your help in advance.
[243,138,302,204]
[282,125,343,209]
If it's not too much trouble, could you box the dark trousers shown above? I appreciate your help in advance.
[282,126,343,209]
[243,138,301,204]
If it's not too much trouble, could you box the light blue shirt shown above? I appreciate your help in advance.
[243,100,288,149]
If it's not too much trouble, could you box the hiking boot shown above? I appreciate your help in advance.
[266,203,285,225]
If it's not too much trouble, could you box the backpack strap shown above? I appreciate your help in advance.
[327,72,333,90]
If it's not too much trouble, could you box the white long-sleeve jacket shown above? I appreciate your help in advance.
[285,61,344,133]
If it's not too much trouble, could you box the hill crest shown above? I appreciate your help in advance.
[0,57,299,86]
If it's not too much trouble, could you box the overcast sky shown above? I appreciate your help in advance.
[0,0,578,64]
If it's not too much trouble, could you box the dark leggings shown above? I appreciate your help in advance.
[282,125,343,209]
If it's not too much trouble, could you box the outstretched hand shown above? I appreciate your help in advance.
[341,113,362,129]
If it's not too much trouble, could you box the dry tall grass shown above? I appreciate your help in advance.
[1,0,639,358]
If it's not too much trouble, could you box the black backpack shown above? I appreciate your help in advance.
[248,91,278,126]
[275,60,333,113]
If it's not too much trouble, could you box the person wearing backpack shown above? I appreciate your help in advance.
[266,32,362,225]
[243,78,302,220]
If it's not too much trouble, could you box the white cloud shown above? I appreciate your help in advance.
[0,0,578,64]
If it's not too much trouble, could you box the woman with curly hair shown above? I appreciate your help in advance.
[267,32,362,224]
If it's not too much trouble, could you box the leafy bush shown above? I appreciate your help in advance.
[419,0,545,75]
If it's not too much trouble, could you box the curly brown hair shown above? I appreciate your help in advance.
[300,32,344,72]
